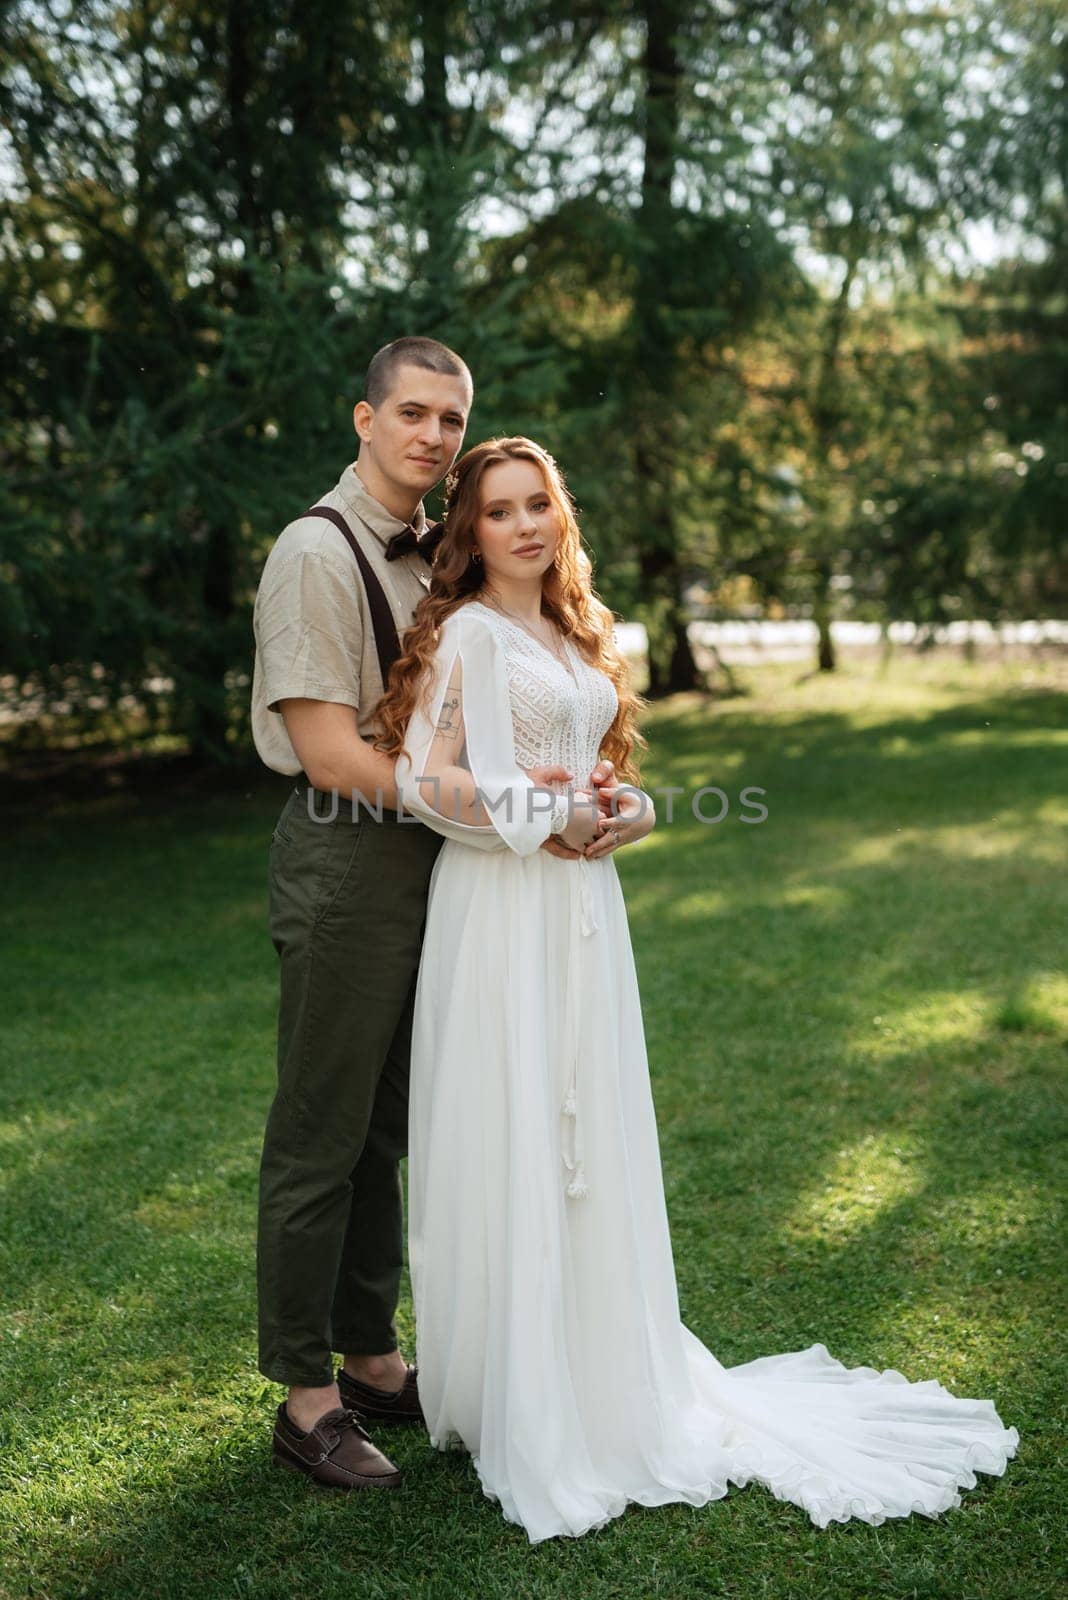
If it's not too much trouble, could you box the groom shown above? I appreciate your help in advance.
[251,335,616,1490]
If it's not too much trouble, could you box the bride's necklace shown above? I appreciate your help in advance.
[483,591,574,678]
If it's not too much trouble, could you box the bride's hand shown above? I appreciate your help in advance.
[559,789,601,853]
[584,785,656,859]
[526,763,584,859]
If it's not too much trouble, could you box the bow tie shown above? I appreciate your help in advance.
[384,520,447,564]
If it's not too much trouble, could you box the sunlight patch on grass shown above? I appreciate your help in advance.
[876,733,925,757]
[642,652,1068,741]
[921,823,1068,864]
[1032,795,1068,827]
[659,888,737,922]
[831,817,1065,870]
[618,883,681,920]
[0,1107,78,1150]
[944,727,1068,750]
[992,972,1068,1036]
[829,829,924,868]
[856,990,988,1056]
[786,1132,925,1246]
[617,827,675,857]
[642,750,748,789]
[776,883,850,912]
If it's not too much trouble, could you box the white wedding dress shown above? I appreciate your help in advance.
[395,600,1018,1544]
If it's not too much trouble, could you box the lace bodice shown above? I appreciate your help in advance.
[396,600,620,858]
[462,601,618,787]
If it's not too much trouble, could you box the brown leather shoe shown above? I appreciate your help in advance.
[337,1363,424,1426]
[272,1403,401,1490]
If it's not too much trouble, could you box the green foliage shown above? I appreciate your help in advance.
[0,0,1063,757]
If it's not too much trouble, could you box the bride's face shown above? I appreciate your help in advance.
[473,459,560,584]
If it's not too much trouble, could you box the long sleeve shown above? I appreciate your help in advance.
[395,609,566,856]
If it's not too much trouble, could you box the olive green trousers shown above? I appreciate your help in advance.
[256,782,442,1387]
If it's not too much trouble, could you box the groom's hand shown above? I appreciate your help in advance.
[584,784,656,859]
[541,837,583,860]
[590,759,616,815]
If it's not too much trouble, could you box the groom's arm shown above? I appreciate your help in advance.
[279,699,400,810]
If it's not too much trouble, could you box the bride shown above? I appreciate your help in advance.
[373,436,1018,1544]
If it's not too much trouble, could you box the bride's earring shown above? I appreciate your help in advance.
[471,547,482,564]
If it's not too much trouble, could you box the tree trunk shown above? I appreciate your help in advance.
[188,0,255,761]
[418,3,460,325]
[812,560,836,672]
[806,242,858,676]
[633,0,699,696]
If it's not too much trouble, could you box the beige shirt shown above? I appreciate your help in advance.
[251,464,433,775]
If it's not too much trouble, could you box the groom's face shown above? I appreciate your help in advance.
[355,364,471,497]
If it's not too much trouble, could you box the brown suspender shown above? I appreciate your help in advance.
[303,505,403,690]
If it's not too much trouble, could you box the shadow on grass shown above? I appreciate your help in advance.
[4,1373,1036,1600]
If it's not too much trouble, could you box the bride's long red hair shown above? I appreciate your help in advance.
[374,437,646,784]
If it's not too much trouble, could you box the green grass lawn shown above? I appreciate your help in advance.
[1,652,1065,1600]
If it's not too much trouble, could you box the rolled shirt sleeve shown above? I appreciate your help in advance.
[251,474,435,776]
[255,548,365,714]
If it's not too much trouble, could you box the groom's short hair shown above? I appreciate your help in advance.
[365,337,472,408]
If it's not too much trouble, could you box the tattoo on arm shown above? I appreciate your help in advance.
[435,693,461,741]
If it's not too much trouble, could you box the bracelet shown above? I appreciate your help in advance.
[549,795,571,835]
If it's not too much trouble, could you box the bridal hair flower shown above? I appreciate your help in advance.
[443,468,460,515]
